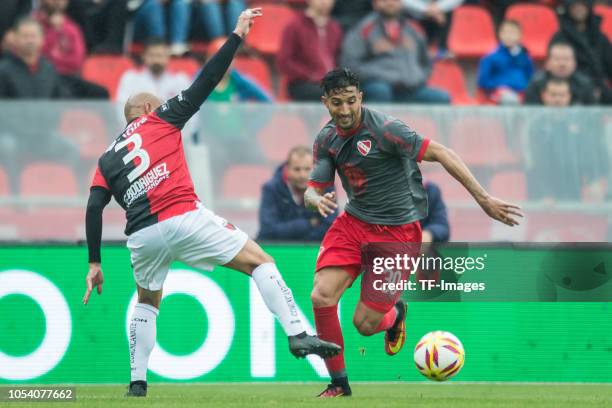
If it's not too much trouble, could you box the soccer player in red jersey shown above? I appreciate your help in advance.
[82,9,340,397]
[306,68,523,397]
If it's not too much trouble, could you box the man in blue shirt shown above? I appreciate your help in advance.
[258,146,338,241]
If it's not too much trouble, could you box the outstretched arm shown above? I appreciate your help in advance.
[156,8,263,128]
[422,140,523,226]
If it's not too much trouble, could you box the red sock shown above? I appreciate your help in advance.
[374,306,397,333]
[313,305,345,375]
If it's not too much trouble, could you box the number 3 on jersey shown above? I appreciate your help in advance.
[115,133,150,182]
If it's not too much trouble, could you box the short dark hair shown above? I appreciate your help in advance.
[543,76,571,90]
[320,67,360,95]
[144,37,169,51]
[547,40,574,56]
[13,16,42,32]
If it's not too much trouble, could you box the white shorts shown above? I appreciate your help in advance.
[126,205,249,290]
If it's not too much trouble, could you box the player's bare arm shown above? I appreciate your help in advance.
[422,140,523,227]
[305,187,337,218]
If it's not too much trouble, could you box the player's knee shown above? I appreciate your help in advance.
[353,317,378,336]
[311,285,337,308]
[137,294,160,309]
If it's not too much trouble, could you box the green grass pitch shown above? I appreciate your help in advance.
[9,383,612,408]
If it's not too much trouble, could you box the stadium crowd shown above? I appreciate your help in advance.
[0,0,610,105]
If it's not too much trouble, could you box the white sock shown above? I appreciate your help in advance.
[129,303,158,382]
[252,263,304,336]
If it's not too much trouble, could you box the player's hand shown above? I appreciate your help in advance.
[232,8,263,39]
[83,263,104,305]
[316,192,337,218]
[479,196,523,227]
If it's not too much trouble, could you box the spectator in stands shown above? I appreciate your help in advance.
[0,0,32,55]
[332,0,372,33]
[0,18,68,98]
[341,0,450,104]
[35,0,86,76]
[258,146,338,241]
[550,0,612,103]
[524,41,597,104]
[194,0,247,40]
[0,17,80,192]
[277,0,343,101]
[421,181,450,242]
[116,38,191,103]
[401,0,464,58]
[477,19,534,104]
[527,77,608,201]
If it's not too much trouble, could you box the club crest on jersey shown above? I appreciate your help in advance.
[357,140,372,156]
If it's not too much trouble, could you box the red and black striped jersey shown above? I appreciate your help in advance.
[91,93,200,235]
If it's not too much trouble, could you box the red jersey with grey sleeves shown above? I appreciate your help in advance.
[309,107,430,225]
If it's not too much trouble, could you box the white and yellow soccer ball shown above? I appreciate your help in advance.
[414,331,465,381]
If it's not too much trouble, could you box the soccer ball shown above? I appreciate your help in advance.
[414,331,465,381]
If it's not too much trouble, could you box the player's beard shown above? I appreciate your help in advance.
[336,113,355,130]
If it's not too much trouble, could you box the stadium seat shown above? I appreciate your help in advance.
[245,4,296,55]
[222,164,272,200]
[428,61,475,105]
[0,166,9,196]
[449,117,518,166]
[234,57,274,95]
[448,5,497,58]
[506,4,559,60]
[489,170,527,201]
[168,58,200,77]
[82,55,135,100]
[595,4,612,41]
[257,114,310,162]
[59,110,109,159]
[20,163,79,197]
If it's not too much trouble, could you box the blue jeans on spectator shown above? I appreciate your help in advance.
[196,0,247,39]
[133,0,166,40]
[169,0,191,46]
[362,80,451,104]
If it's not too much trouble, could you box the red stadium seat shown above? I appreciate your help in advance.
[277,75,290,102]
[448,5,497,58]
[245,4,296,55]
[428,61,475,105]
[82,55,135,100]
[257,114,309,162]
[489,170,527,201]
[59,110,109,159]
[449,117,518,166]
[506,4,559,60]
[168,58,200,77]
[595,4,612,41]
[234,57,273,95]
[0,166,9,196]
[222,165,272,200]
[20,163,79,197]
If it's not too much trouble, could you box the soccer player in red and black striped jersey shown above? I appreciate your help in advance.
[82,9,340,397]
[306,68,523,397]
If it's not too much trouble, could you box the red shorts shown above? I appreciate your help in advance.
[315,212,422,313]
